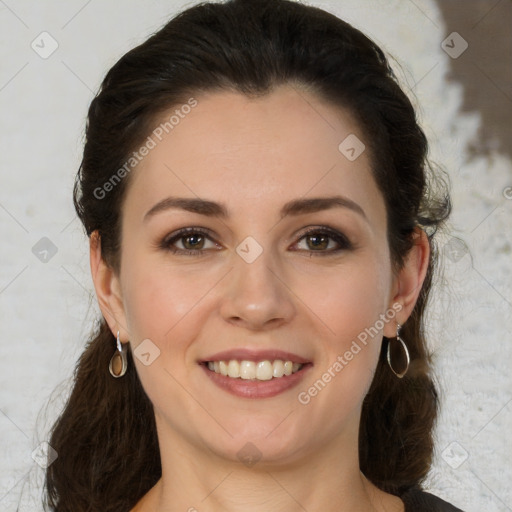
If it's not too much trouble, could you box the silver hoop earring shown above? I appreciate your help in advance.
[386,323,410,378]
[109,330,128,378]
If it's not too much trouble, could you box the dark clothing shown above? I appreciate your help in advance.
[401,487,465,511]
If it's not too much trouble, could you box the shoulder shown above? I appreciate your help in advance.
[400,486,465,512]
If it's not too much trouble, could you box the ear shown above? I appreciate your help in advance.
[384,227,430,337]
[89,230,130,342]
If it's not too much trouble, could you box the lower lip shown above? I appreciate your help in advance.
[200,363,312,399]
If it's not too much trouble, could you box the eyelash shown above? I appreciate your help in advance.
[159,226,354,257]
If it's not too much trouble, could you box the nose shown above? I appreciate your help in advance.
[219,246,296,331]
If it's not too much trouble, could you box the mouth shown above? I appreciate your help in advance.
[199,349,312,399]
[203,359,305,380]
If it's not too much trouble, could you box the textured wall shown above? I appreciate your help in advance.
[0,0,510,510]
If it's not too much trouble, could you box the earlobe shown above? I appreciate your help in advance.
[89,230,129,340]
[385,228,430,336]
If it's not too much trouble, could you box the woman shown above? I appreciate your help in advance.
[44,0,463,510]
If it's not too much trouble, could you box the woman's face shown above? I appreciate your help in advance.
[106,84,403,465]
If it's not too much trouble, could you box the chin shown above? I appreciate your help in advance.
[201,416,310,467]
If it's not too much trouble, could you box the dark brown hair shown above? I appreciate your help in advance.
[43,0,451,510]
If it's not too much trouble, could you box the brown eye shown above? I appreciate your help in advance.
[293,227,353,255]
[304,233,330,250]
[180,233,206,250]
[160,228,220,255]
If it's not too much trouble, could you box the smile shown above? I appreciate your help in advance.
[206,359,303,380]
[200,349,312,398]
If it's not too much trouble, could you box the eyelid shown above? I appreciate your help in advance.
[159,224,354,255]
[291,225,354,252]
[160,227,220,252]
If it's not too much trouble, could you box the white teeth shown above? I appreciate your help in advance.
[227,360,240,378]
[206,359,304,380]
[273,360,285,378]
[256,361,273,380]
[240,360,255,380]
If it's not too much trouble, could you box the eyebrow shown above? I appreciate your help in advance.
[143,195,368,222]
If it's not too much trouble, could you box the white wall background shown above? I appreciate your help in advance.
[0,0,510,511]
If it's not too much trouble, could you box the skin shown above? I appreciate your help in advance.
[90,84,429,512]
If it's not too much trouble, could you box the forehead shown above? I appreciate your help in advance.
[123,84,386,227]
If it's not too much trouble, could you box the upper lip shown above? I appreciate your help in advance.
[200,348,311,364]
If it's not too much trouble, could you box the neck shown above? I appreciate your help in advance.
[134,416,403,512]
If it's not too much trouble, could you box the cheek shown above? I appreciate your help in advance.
[122,265,207,339]
[298,254,391,409]
[306,255,390,347]
[119,254,216,410]
[120,250,227,377]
